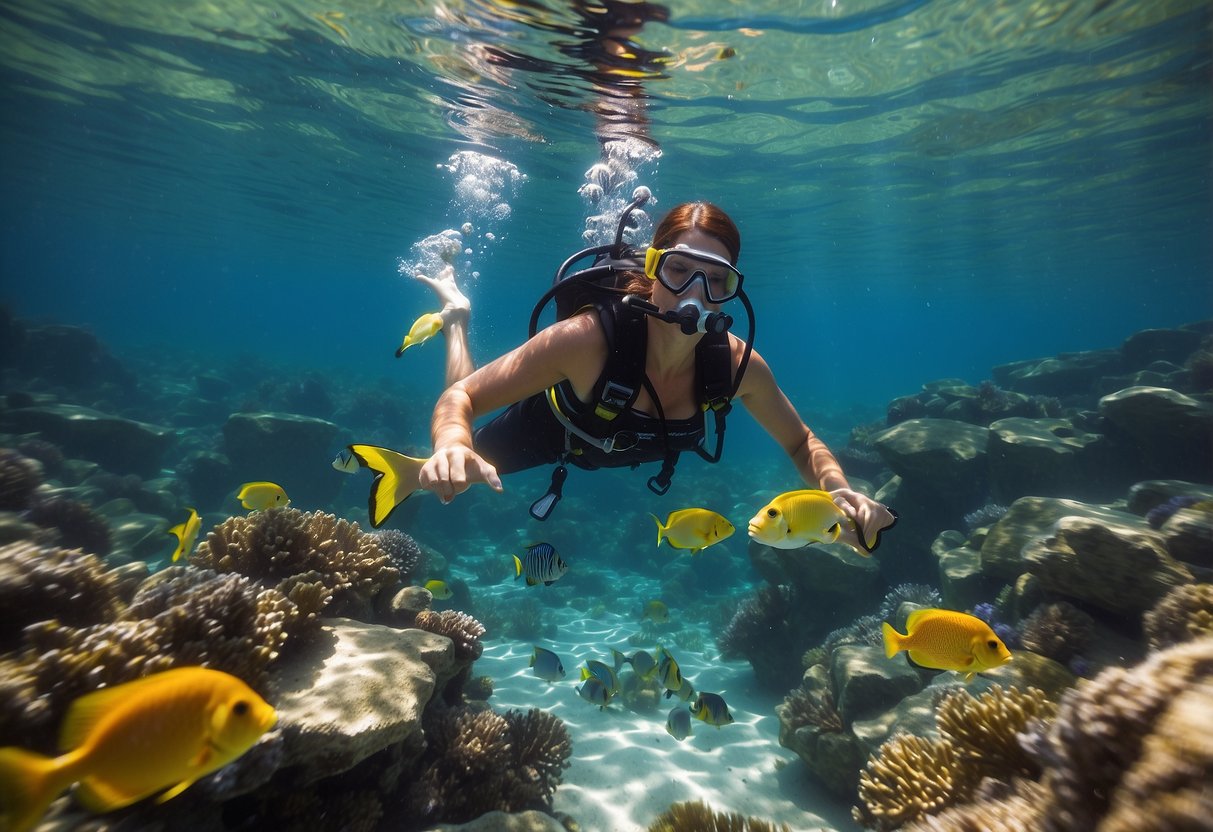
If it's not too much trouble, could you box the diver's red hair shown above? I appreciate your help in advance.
[621,201,741,297]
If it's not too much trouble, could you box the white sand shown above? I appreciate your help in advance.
[474,607,859,832]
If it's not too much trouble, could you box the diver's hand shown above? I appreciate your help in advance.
[414,265,471,325]
[419,445,503,504]
[830,487,898,555]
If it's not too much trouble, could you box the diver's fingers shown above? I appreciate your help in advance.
[477,459,503,492]
[420,453,456,504]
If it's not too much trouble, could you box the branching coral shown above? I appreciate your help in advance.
[405,705,572,825]
[0,541,124,652]
[1019,602,1095,663]
[413,609,487,662]
[647,800,792,832]
[903,780,1047,832]
[935,685,1056,781]
[854,734,974,831]
[192,507,399,619]
[1143,583,1213,650]
[0,448,42,509]
[822,614,885,654]
[963,503,1008,532]
[780,686,843,734]
[25,495,112,555]
[879,584,943,621]
[14,438,64,476]
[1028,636,1213,832]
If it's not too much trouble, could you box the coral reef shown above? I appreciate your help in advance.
[878,584,943,621]
[780,686,843,734]
[25,495,112,555]
[0,562,297,751]
[647,800,792,832]
[1145,494,1204,529]
[854,733,973,831]
[718,584,800,688]
[0,541,124,651]
[14,439,64,476]
[1143,583,1213,650]
[374,528,424,583]
[0,447,43,509]
[404,706,572,825]
[192,507,399,619]
[962,503,1008,532]
[1027,636,1213,832]
[413,609,487,662]
[822,614,885,654]
[903,780,1048,832]
[1018,601,1095,664]
[935,685,1056,781]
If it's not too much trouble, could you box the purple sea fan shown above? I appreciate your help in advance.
[1146,495,1202,529]
[972,602,997,624]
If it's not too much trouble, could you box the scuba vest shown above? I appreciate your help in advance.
[525,190,756,520]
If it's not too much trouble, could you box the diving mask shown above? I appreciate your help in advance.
[644,245,743,303]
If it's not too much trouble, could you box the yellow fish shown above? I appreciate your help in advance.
[395,311,444,357]
[651,508,735,555]
[166,508,201,563]
[746,489,848,550]
[641,599,670,624]
[690,692,735,728]
[424,579,453,600]
[236,482,289,511]
[0,667,276,832]
[882,608,1013,682]
[346,444,427,528]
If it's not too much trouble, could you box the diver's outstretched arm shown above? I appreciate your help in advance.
[414,265,474,386]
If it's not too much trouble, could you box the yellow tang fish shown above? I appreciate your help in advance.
[346,444,427,528]
[424,579,453,600]
[0,667,276,832]
[746,489,848,550]
[167,507,202,563]
[395,311,445,357]
[236,482,289,511]
[882,608,1013,682]
[651,508,735,555]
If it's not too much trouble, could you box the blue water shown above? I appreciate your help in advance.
[1,0,1211,829]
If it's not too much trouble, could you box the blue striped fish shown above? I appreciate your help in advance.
[512,542,569,587]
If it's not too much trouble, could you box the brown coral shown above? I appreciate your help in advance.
[25,496,112,555]
[903,780,1047,832]
[0,541,124,651]
[647,800,792,832]
[1018,602,1095,663]
[935,685,1057,781]
[0,565,297,752]
[1031,637,1213,832]
[191,507,399,619]
[780,686,843,734]
[854,734,975,831]
[1143,583,1213,651]
[414,609,487,662]
[405,705,572,825]
[0,448,42,509]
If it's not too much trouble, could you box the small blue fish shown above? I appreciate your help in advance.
[580,660,620,694]
[576,677,611,709]
[529,647,566,682]
[666,706,692,741]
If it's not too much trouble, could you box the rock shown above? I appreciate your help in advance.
[1120,327,1203,368]
[987,416,1117,503]
[107,560,150,602]
[385,585,434,625]
[178,450,234,511]
[222,412,340,508]
[1098,387,1213,482]
[0,405,174,477]
[269,618,457,785]
[747,539,881,625]
[1019,516,1193,615]
[980,496,1144,581]
[107,511,172,561]
[781,721,867,799]
[1126,479,1213,515]
[1160,507,1213,572]
[872,418,989,501]
[851,683,945,754]
[931,530,996,611]
[979,650,1076,699]
[830,645,923,727]
[13,323,137,395]
[991,348,1124,397]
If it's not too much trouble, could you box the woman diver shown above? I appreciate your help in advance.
[356,196,897,554]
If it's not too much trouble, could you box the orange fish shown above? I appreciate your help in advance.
[0,667,277,832]
[882,608,1012,682]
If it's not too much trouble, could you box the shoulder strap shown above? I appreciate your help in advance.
[587,298,647,424]
[694,330,735,463]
